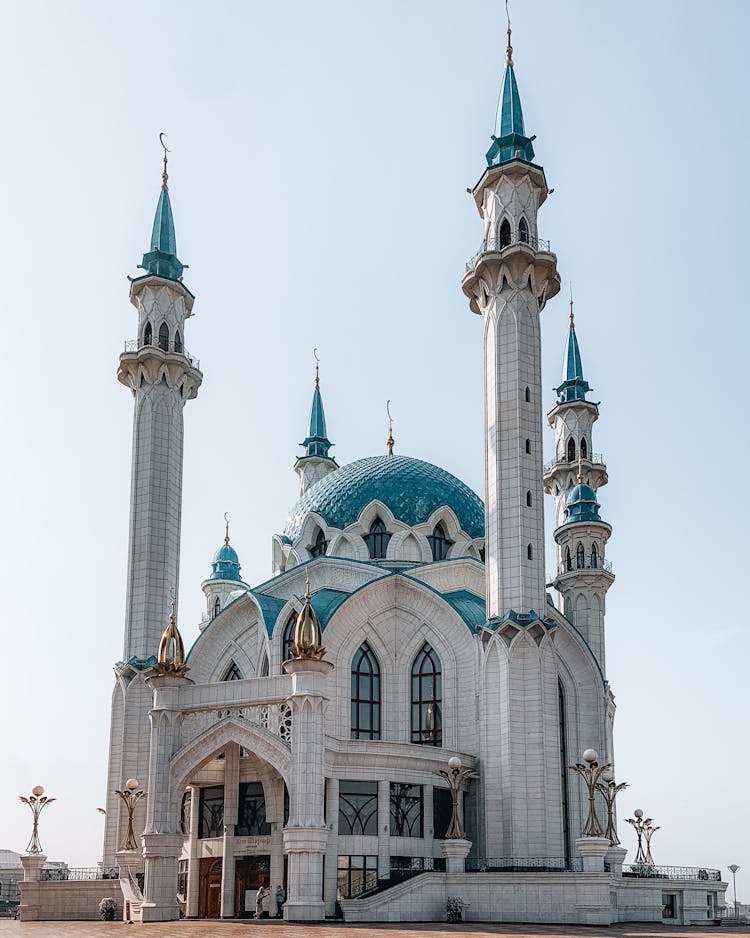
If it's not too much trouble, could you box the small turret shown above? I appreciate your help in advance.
[294,354,338,495]
[201,515,249,628]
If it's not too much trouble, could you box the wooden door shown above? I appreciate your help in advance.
[198,857,223,919]
[234,855,271,918]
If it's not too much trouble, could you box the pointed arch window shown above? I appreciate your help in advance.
[174,329,182,354]
[590,543,598,569]
[310,528,327,558]
[525,386,531,402]
[351,642,380,740]
[213,596,221,619]
[143,321,152,346]
[499,218,511,248]
[427,523,452,562]
[411,643,442,745]
[282,613,297,663]
[567,437,576,462]
[222,661,242,682]
[526,490,532,507]
[576,542,585,569]
[580,437,588,459]
[158,322,169,352]
[363,518,390,560]
[259,652,269,677]
[519,216,529,243]
[565,546,572,572]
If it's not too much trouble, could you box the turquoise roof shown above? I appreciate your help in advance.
[486,59,535,167]
[556,322,591,403]
[284,455,484,541]
[442,590,486,634]
[301,381,333,459]
[563,483,605,525]
[139,184,185,282]
[209,541,242,581]
[253,594,286,636]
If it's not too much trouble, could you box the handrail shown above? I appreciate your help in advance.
[41,867,119,881]
[544,453,605,473]
[466,233,552,272]
[466,856,583,872]
[123,338,200,370]
[623,864,722,882]
[557,558,613,575]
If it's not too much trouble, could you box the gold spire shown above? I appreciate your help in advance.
[159,132,169,191]
[155,597,189,676]
[224,511,230,546]
[290,570,325,660]
[569,282,575,328]
[386,400,395,456]
[577,453,584,484]
[505,0,513,66]
[314,347,320,389]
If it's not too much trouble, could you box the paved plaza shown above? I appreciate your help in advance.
[0,923,748,937]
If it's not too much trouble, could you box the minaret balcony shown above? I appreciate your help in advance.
[543,454,608,492]
[543,453,604,474]
[462,233,560,314]
[123,338,200,371]
[465,233,552,273]
[549,559,615,592]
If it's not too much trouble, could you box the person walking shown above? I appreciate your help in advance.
[275,883,285,918]
[254,884,269,919]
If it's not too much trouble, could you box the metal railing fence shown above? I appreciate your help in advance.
[466,233,552,272]
[623,864,721,882]
[123,338,200,370]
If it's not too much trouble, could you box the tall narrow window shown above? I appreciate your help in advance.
[351,642,380,739]
[580,437,588,459]
[158,322,169,352]
[411,643,442,745]
[389,783,423,837]
[565,547,572,572]
[519,216,529,243]
[576,542,585,569]
[427,523,452,562]
[310,528,327,558]
[198,786,224,839]
[526,490,532,507]
[143,321,152,346]
[259,652,269,677]
[235,782,271,836]
[525,386,531,402]
[363,518,390,560]
[221,661,242,681]
[174,330,182,353]
[591,543,598,568]
[525,438,531,454]
[558,681,572,867]
[527,544,533,560]
[282,613,297,663]
[213,596,221,619]
[567,437,576,462]
[499,218,511,248]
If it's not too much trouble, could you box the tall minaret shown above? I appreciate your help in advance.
[462,23,560,619]
[294,356,337,495]
[103,146,202,865]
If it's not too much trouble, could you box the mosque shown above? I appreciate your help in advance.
[98,22,726,926]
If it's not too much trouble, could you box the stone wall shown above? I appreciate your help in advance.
[18,881,123,921]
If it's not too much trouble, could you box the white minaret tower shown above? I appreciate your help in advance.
[103,145,202,865]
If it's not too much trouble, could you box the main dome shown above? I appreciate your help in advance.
[284,454,485,541]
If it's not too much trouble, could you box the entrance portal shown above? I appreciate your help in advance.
[235,855,271,918]
[198,858,222,918]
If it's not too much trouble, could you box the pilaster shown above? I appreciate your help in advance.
[220,743,240,918]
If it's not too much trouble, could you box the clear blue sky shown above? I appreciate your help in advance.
[1,0,747,898]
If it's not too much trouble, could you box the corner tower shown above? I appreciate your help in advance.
[462,25,560,619]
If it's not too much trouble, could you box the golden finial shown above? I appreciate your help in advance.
[505,0,513,66]
[155,594,189,676]
[159,132,170,190]
[305,568,311,599]
[569,282,575,328]
[313,348,320,389]
[290,570,325,660]
[577,453,584,484]
[386,400,395,456]
[224,512,230,546]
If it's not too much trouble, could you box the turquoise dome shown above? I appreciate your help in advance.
[563,483,604,525]
[210,542,242,581]
[284,455,484,541]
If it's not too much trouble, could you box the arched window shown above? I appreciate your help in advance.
[351,643,380,739]
[143,321,152,346]
[427,523,452,562]
[525,438,531,454]
[222,661,242,681]
[565,546,572,572]
[363,518,390,560]
[411,643,442,745]
[310,528,327,558]
[527,544,533,560]
[525,386,531,402]
[576,542,585,569]
[567,437,576,463]
[174,330,182,354]
[259,652,269,677]
[158,322,169,352]
[526,491,532,507]
[282,613,297,663]
[519,216,529,243]
[580,437,588,459]
[590,543,598,568]
[499,218,511,248]
[213,596,221,619]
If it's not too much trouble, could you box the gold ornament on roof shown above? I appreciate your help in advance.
[155,598,189,676]
[505,0,513,66]
[314,347,320,389]
[386,400,395,456]
[159,132,170,191]
[291,572,326,660]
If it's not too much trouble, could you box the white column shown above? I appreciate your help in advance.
[323,777,339,916]
[186,785,200,918]
[220,744,240,918]
[377,780,390,879]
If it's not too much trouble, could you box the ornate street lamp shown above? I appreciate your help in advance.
[595,769,628,846]
[625,809,660,865]
[437,756,477,840]
[728,865,740,915]
[18,786,56,855]
[114,779,145,851]
[569,749,611,837]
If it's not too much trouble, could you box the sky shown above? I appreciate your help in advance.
[0,0,747,901]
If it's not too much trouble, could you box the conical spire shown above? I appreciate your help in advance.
[138,134,185,282]
[486,15,535,167]
[301,352,333,458]
[555,298,591,404]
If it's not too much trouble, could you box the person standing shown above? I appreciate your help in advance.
[254,885,269,919]
[275,884,285,918]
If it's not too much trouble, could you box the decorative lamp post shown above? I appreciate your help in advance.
[114,779,145,851]
[729,865,740,914]
[625,809,659,865]
[595,769,628,846]
[437,756,477,839]
[643,818,660,865]
[569,749,611,837]
[18,786,56,855]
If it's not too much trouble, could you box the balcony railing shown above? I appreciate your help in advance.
[556,558,613,576]
[623,864,721,882]
[41,867,120,882]
[466,856,583,873]
[544,453,604,473]
[466,233,552,272]
[123,338,200,370]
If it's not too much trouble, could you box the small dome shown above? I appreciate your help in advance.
[283,454,484,542]
[209,541,242,581]
[564,483,604,525]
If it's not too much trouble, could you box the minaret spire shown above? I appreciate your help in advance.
[139,133,184,282]
[486,3,535,166]
[294,351,338,495]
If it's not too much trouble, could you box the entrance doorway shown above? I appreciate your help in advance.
[235,855,271,918]
[198,858,222,918]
